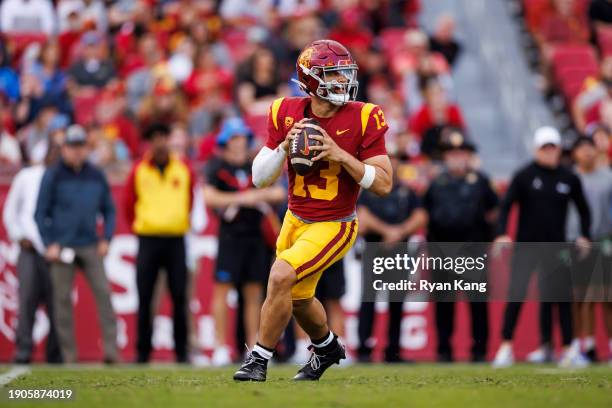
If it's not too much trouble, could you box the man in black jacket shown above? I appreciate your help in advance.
[492,126,591,368]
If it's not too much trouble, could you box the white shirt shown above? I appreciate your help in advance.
[2,165,46,254]
[57,0,107,33]
[0,131,21,165]
[0,0,56,35]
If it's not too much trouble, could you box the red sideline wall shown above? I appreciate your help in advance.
[0,185,608,363]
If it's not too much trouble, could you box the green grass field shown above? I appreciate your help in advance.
[1,364,611,408]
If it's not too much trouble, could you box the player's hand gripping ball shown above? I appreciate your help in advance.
[289,118,323,175]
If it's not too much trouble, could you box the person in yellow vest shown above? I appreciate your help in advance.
[124,123,195,363]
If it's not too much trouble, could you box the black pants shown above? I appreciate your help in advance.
[358,301,403,361]
[502,246,573,345]
[14,248,62,363]
[136,236,188,362]
[435,302,488,360]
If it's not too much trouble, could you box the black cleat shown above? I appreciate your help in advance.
[293,340,346,381]
[233,352,268,382]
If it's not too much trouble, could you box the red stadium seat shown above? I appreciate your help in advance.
[221,29,254,64]
[2,32,48,68]
[73,91,102,127]
[551,44,598,73]
[379,28,408,56]
[556,65,598,88]
[597,26,612,56]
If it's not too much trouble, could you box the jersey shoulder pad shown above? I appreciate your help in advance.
[270,97,310,131]
[359,102,379,136]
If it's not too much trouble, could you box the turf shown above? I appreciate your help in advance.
[1,364,611,408]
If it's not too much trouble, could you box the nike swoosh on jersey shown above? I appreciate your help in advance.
[336,129,350,135]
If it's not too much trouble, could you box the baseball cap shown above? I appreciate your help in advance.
[440,128,476,152]
[533,126,561,149]
[65,125,87,145]
[216,118,253,146]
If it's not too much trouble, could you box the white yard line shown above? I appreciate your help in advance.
[0,366,31,386]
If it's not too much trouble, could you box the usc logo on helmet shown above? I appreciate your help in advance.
[298,47,314,69]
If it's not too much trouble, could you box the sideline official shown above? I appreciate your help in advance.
[125,123,195,363]
[423,129,498,362]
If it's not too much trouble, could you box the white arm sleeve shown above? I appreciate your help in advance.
[252,146,286,188]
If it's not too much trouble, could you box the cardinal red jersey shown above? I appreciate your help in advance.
[266,97,388,222]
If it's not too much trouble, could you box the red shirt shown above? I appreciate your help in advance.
[409,104,465,138]
[266,97,388,222]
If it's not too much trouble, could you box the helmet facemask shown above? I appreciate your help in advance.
[295,63,359,106]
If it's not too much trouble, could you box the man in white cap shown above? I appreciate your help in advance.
[492,126,591,368]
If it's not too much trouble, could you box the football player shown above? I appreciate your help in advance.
[234,40,392,381]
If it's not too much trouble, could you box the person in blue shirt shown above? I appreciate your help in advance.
[0,43,20,102]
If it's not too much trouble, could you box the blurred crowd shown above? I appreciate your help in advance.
[1,0,611,367]
[0,0,457,184]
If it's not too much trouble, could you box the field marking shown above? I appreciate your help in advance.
[0,366,31,386]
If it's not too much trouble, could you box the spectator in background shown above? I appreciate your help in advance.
[493,127,591,368]
[236,47,286,115]
[93,82,140,159]
[429,14,462,68]
[184,46,233,108]
[0,94,21,165]
[403,58,454,116]
[567,135,612,363]
[391,29,449,79]
[124,123,195,363]
[18,41,72,124]
[589,0,612,28]
[0,43,20,102]
[35,125,117,364]
[124,32,165,113]
[184,45,234,136]
[571,56,612,133]
[57,0,108,33]
[329,8,373,53]
[87,123,130,174]
[357,146,428,363]
[137,79,188,129]
[0,0,55,34]
[18,104,62,164]
[423,131,498,362]
[204,118,285,366]
[536,0,589,45]
[410,77,465,144]
[587,124,612,168]
[68,31,116,90]
[57,6,84,69]
[3,142,62,364]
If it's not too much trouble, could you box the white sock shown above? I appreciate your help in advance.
[296,338,310,350]
[253,343,273,360]
[583,336,595,351]
[570,339,580,353]
[313,331,335,348]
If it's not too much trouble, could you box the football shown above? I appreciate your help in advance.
[289,118,323,175]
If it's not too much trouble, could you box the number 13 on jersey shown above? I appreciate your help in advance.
[293,160,341,201]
